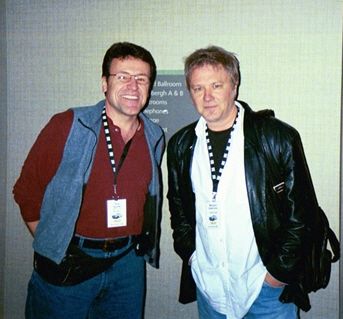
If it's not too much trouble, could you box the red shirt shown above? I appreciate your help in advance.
[13,109,152,238]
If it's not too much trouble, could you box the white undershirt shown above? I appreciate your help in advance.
[190,102,267,319]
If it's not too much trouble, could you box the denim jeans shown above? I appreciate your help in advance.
[25,239,145,319]
[197,282,298,319]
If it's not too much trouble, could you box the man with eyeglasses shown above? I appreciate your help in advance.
[13,42,165,319]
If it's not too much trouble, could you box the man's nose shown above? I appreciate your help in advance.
[203,88,213,101]
[127,76,139,89]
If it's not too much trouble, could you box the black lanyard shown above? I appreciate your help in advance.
[205,106,239,196]
[102,107,134,196]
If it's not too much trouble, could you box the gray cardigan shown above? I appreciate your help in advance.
[33,100,165,266]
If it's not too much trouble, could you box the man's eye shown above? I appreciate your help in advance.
[212,83,223,89]
[192,87,202,93]
[118,74,129,81]
[136,76,149,84]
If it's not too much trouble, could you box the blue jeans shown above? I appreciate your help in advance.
[25,239,145,319]
[197,283,298,319]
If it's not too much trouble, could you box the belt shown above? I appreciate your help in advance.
[71,236,131,252]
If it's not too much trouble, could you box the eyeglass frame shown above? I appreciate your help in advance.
[108,72,150,85]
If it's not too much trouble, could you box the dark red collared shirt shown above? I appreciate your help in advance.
[13,109,152,238]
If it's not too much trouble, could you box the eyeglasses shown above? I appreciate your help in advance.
[109,72,150,85]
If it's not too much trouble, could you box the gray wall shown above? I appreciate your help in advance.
[1,0,7,316]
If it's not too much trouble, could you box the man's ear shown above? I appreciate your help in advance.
[101,76,108,94]
[234,83,239,99]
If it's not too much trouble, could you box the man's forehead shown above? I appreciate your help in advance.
[191,62,225,72]
[111,56,143,64]
[109,57,150,72]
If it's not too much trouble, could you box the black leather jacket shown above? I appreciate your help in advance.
[167,101,319,311]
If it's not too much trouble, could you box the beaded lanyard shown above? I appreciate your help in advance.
[101,107,133,197]
[205,106,240,198]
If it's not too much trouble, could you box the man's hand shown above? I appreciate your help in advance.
[265,272,286,287]
[26,221,39,236]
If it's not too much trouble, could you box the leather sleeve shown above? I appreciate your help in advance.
[167,127,196,262]
[260,117,318,284]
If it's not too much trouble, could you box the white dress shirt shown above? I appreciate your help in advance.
[190,102,267,318]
